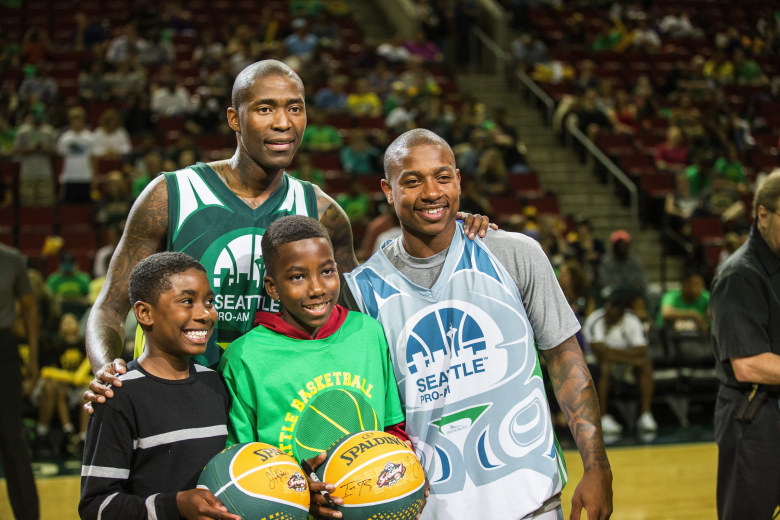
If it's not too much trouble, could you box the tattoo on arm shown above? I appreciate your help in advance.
[86,177,169,371]
[316,186,359,276]
[542,336,610,472]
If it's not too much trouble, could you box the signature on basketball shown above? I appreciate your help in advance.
[266,468,290,490]
[287,471,307,493]
[376,461,406,488]
[340,478,372,497]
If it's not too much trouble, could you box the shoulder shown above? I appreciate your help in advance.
[345,310,384,331]
[221,326,268,362]
[97,365,147,410]
[192,363,227,390]
[480,228,549,266]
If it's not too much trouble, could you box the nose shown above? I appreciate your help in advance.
[272,109,291,131]
[308,274,326,297]
[194,302,214,323]
[421,177,442,201]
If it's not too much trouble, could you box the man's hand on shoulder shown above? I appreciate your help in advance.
[82,358,127,414]
[456,211,497,240]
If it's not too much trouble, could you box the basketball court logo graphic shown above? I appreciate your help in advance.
[376,461,407,488]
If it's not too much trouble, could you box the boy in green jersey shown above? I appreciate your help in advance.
[219,215,413,520]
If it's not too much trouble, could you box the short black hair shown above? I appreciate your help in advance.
[383,128,453,181]
[262,215,332,278]
[231,59,304,109]
[129,252,206,305]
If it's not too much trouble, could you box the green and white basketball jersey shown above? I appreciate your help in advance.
[345,223,567,520]
[160,163,317,366]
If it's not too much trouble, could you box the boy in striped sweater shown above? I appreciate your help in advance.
[79,252,239,520]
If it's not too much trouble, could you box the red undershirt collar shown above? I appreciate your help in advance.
[253,305,349,340]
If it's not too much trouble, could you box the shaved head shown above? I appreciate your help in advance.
[383,128,453,181]
[231,60,304,109]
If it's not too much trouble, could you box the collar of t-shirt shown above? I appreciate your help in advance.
[253,304,349,340]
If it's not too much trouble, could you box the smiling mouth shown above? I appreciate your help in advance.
[417,206,447,219]
[183,329,209,341]
[303,301,330,312]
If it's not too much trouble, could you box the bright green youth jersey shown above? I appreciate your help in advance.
[140,163,318,366]
[219,312,405,462]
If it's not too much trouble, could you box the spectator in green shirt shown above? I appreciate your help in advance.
[657,271,710,334]
[45,252,91,318]
[733,48,767,86]
[300,106,343,152]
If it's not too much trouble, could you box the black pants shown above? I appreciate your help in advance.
[714,385,780,520]
[0,330,39,520]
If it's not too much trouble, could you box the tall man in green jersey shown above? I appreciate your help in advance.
[84,60,490,403]
[84,60,358,395]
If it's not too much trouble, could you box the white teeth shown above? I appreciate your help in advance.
[422,208,444,215]
[184,330,208,340]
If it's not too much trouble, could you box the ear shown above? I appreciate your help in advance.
[381,178,393,205]
[227,106,240,133]
[264,275,280,301]
[134,301,154,327]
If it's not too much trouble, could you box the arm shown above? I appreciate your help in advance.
[80,401,238,520]
[315,184,359,276]
[85,176,169,385]
[541,336,613,520]
[660,304,708,331]
[590,341,648,365]
[19,292,39,384]
[731,353,780,385]
[219,353,259,446]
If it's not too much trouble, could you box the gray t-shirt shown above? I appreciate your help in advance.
[355,228,579,350]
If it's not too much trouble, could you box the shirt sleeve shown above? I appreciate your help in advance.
[711,269,772,361]
[79,394,179,520]
[219,344,259,446]
[484,230,581,349]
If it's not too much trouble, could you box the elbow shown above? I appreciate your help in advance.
[730,358,758,383]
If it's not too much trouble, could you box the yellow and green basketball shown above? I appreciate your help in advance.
[197,442,310,520]
[316,430,426,520]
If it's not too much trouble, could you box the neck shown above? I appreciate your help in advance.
[212,150,285,201]
[400,221,457,258]
[137,349,190,380]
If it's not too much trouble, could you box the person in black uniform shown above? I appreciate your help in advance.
[710,170,780,520]
[0,243,39,520]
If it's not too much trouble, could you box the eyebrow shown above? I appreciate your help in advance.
[400,166,453,177]
[250,97,305,107]
[284,259,336,272]
[176,289,214,297]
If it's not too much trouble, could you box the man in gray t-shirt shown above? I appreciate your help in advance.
[345,129,613,520]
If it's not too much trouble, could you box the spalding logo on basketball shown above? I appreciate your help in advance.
[316,430,426,520]
[197,442,310,520]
